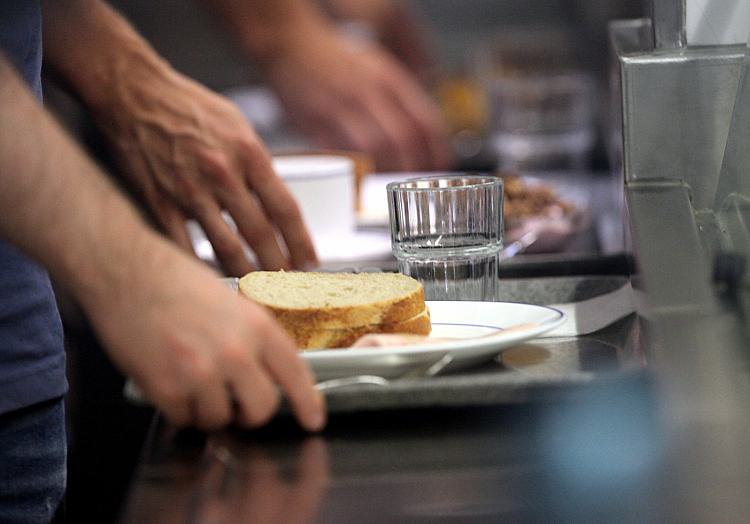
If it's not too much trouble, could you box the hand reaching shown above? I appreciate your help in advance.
[96,66,318,276]
[323,0,437,84]
[262,23,453,172]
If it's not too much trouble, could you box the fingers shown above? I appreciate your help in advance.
[376,63,453,171]
[127,296,324,433]
[139,379,192,429]
[226,355,281,428]
[198,150,292,272]
[117,152,195,253]
[191,197,254,277]
[360,90,419,172]
[385,69,454,171]
[314,102,414,173]
[327,60,452,172]
[236,143,318,271]
[149,195,193,253]
[221,187,290,272]
[142,354,233,431]
[221,309,325,432]
[254,319,326,433]
[188,365,233,431]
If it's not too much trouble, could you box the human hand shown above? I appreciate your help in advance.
[8,1,323,432]
[262,21,453,172]
[81,237,325,432]
[95,65,318,276]
[323,0,436,83]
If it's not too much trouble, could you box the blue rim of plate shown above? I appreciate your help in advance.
[302,302,565,358]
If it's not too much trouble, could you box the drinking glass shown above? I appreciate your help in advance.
[487,72,596,171]
[474,29,597,171]
[387,175,504,301]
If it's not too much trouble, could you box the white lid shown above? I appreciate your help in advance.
[272,155,354,181]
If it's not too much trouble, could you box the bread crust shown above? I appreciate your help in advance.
[238,271,431,349]
[296,308,432,349]
[239,272,426,330]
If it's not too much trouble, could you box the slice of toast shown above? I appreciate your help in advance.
[238,271,430,348]
[239,271,426,330]
[294,307,431,350]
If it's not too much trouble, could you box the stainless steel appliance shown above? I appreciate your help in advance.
[611,1,750,520]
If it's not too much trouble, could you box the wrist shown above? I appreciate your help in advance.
[42,0,178,118]
[70,222,181,320]
[236,2,334,68]
[83,44,178,125]
[58,190,158,312]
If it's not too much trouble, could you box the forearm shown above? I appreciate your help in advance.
[0,55,178,309]
[202,0,335,66]
[41,0,175,114]
[318,0,394,26]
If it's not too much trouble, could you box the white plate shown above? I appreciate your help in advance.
[303,301,565,380]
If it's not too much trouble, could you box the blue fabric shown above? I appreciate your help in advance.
[0,398,66,524]
[0,0,67,415]
[0,1,43,100]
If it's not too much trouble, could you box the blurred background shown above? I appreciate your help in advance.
[105,1,644,88]
[50,0,648,174]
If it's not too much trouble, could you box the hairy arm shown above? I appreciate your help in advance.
[41,0,318,276]
[0,55,325,432]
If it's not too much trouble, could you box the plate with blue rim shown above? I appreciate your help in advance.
[303,300,565,381]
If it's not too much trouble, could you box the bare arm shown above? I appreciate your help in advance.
[204,0,452,172]
[41,0,318,276]
[0,55,325,432]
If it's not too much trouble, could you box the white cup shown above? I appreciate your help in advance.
[272,155,355,239]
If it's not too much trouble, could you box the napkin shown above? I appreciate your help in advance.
[541,282,635,337]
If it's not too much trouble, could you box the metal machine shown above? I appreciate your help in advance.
[611,1,750,520]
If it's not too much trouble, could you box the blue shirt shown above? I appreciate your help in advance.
[0,0,67,414]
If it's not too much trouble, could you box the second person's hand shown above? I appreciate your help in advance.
[257,10,453,172]
[41,0,319,277]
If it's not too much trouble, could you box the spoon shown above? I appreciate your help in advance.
[314,353,454,391]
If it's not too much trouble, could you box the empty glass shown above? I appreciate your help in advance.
[387,175,504,301]
[487,72,596,171]
[474,29,597,171]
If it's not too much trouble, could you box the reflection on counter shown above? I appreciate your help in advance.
[120,371,663,523]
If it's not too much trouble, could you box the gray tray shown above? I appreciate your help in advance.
[126,276,638,413]
[306,275,639,413]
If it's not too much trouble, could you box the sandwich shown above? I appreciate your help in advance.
[238,271,431,349]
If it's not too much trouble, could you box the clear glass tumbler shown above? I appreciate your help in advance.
[387,175,504,301]
[487,72,596,171]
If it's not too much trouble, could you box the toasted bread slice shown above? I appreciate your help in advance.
[239,271,426,331]
[295,307,431,350]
